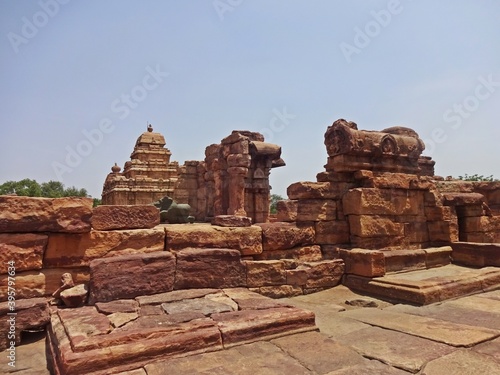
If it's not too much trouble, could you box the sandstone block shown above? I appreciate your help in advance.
[354,171,433,190]
[451,242,500,267]
[348,215,404,238]
[383,250,426,273]
[297,199,336,222]
[340,248,385,277]
[0,233,47,274]
[442,192,485,206]
[0,196,92,233]
[286,268,308,286]
[0,268,89,302]
[250,285,304,298]
[343,188,423,216]
[299,260,344,288]
[424,206,455,221]
[455,205,485,217]
[0,297,50,349]
[461,216,500,233]
[60,284,89,308]
[174,248,246,290]
[211,215,252,227]
[253,245,323,262]
[321,245,341,259]
[287,181,352,199]
[424,246,452,268]
[212,307,315,345]
[44,228,165,268]
[165,223,262,256]
[276,200,298,222]
[91,205,159,230]
[428,221,458,243]
[350,235,406,250]
[404,221,429,244]
[245,260,287,287]
[257,222,314,251]
[315,220,350,244]
[88,252,176,304]
[95,300,139,315]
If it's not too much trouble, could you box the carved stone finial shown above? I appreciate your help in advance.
[147,124,153,132]
[111,163,121,173]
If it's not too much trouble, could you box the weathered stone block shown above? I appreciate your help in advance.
[428,221,459,243]
[451,242,500,267]
[211,215,252,227]
[315,220,350,244]
[383,250,426,273]
[91,205,159,230]
[424,246,452,268]
[286,268,308,286]
[253,245,323,262]
[348,215,404,238]
[404,221,430,244]
[0,196,92,233]
[276,200,297,222]
[256,222,314,251]
[340,248,385,277]
[88,252,176,304]
[245,260,287,287]
[455,205,485,217]
[0,297,50,349]
[297,199,337,222]
[44,228,165,268]
[350,235,406,250]
[425,206,455,221]
[250,285,304,298]
[299,260,344,288]
[60,284,89,308]
[287,181,350,200]
[0,268,89,302]
[442,192,485,206]
[174,248,246,290]
[343,188,423,216]
[165,223,262,256]
[0,233,47,274]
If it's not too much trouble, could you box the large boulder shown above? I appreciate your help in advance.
[91,205,159,230]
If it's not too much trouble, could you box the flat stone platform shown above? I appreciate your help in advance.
[46,288,316,375]
[343,264,500,305]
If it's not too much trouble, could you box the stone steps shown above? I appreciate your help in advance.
[343,264,500,305]
[46,288,317,375]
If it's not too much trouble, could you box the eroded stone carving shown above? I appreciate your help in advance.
[153,196,194,224]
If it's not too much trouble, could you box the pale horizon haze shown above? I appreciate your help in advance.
[1,0,499,198]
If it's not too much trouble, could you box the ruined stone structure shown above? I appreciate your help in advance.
[103,127,284,224]
[2,119,500,374]
[174,131,285,223]
[101,125,179,205]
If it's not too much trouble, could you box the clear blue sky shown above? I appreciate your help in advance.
[1,0,499,198]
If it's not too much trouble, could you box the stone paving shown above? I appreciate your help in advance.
[2,286,500,374]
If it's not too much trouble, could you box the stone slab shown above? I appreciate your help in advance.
[420,349,500,375]
[255,222,315,251]
[325,359,410,374]
[135,289,220,306]
[144,341,311,375]
[474,337,500,362]
[343,264,500,305]
[161,298,235,316]
[211,215,252,227]
[341,308,500,347]
[95,299,139,314]
[271,331,366,373]
[165,223,262,255]
[222,288,292,310]
[88,251,176,303]
[388,302,500,331]
[338,326,455,373]
[211,307,316,346]
[0,196,92,233]
[0,233,47,274]
[91,205,159,230]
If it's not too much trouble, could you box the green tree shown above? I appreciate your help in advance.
[270,194,284,214]
[0,179,90,198]
[93,198,102,207]
[457,174,498,182]
[0,178,42,196]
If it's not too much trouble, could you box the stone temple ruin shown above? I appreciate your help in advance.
[1,119,499,374]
